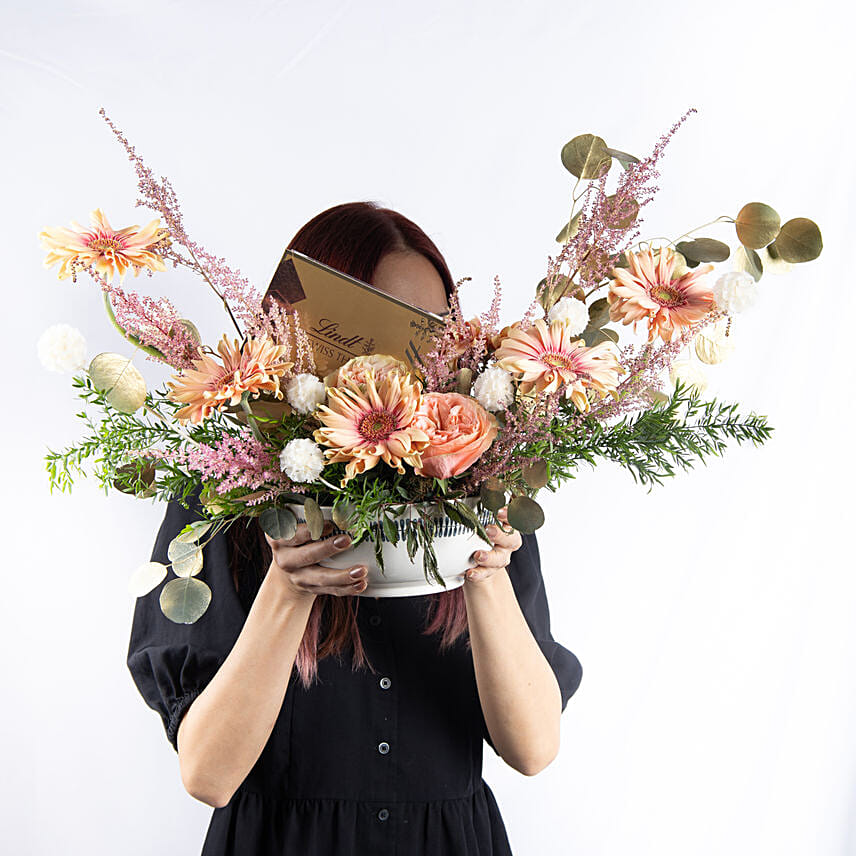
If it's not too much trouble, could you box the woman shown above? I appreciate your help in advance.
[127,201,583,855]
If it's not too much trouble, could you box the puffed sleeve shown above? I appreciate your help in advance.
[126,485,247,753]
[482,530,583,753]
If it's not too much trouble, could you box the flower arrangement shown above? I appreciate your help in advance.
[41,107,822,622]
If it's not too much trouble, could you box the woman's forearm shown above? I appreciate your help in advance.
[177,567,315,808]
[463,569,562,775]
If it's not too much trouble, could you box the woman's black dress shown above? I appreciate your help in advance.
[127,490,583,855]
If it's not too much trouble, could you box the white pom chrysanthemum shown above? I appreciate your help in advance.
[279,438,326,483]
[286,373,327,414]
[37,323,87,373]
[472,365,515,411]
[546,296,589,336]
[713,271,758,314]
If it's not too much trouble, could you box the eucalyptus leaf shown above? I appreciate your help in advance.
[560,134,612,180]
[603,194,639,229]
[176,520,213,543]
[522,459,549,489]
[128,561,168,597]
[770,217,823,263]
[455,367,473,395]
[735,202,781,249]
[734,245,764,282]
[259,505,298,541]
[480,479,506,512]
[675,238,730,263]
[160,577,212,624]
[587,297,611,329]
[580,325,619,347]
[304,497,325,540]
[506,495,545,534]
[604,146,641,170]
[88,353,147,414]
[167,537,203,578]
[556,210,583,244]
[331,501,356,532]
[176,318,202,345]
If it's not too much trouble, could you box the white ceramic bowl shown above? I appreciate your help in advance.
[286,498,492,597]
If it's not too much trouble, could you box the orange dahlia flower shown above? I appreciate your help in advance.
[166,334,295,424]
[313,370,430,484]
[607,247,715,343]
[39,207,169,283]
[495,318,624,411]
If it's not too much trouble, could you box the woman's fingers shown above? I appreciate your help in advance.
[272,530,355,569]
[264,519,333,549]
[471,546,512,568]
[288,563,369,595]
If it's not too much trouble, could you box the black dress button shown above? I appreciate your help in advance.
[378,741,390,754]
[369,615,381,627]
[379,677,391,690]
[378,808,389,821]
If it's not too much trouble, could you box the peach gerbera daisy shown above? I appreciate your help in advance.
[166,334,295,424]
[495,318,625,411]
[313,370,431,485]
[607,247,715,343]
[39,208,169,283]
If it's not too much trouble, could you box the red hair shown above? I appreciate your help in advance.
[228,201,470,688]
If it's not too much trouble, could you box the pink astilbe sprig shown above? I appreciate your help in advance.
[461,274,505,373]
[97,108,266,342]
[461,391,563,491]
[146,426,301,500]
[419,276,473,392]
[92,268,199,369]
[586,307,727,424]
[542,107,699,311]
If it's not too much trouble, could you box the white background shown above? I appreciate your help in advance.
[2,1,853,853]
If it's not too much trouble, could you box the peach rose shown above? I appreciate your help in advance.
[323,354,411,389]
[411,392,498,479]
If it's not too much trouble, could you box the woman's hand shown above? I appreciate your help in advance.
[265,519,368,600]
[465,506,523,584]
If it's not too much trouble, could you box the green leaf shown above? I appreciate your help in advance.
[587,297,611,329]
[259,506,298,541]
[675,238,730,263]
[87,353,148,414]
[556,210,583,244]
[604,146,641,170]
[770,217,822,263]
[603,194,639,229]
[303,497,324,540]
[331,500,356,532]
[560,134,612,180]
[522,459,549,489]
[479,477,506,512]
[381,514,399,545]
[159,577,211,624]
[455,368,473,395]
[735,202,781,249]
[734,245,764,282]
[506,495,545,534]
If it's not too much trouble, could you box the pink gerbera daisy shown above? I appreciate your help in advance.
[39,207,169,283]
[607,247,715,343]
[313,370,431,485]
[494,318,624,411]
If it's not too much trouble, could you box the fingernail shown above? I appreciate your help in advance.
[334,534,351,548]
[349,566,366,579]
